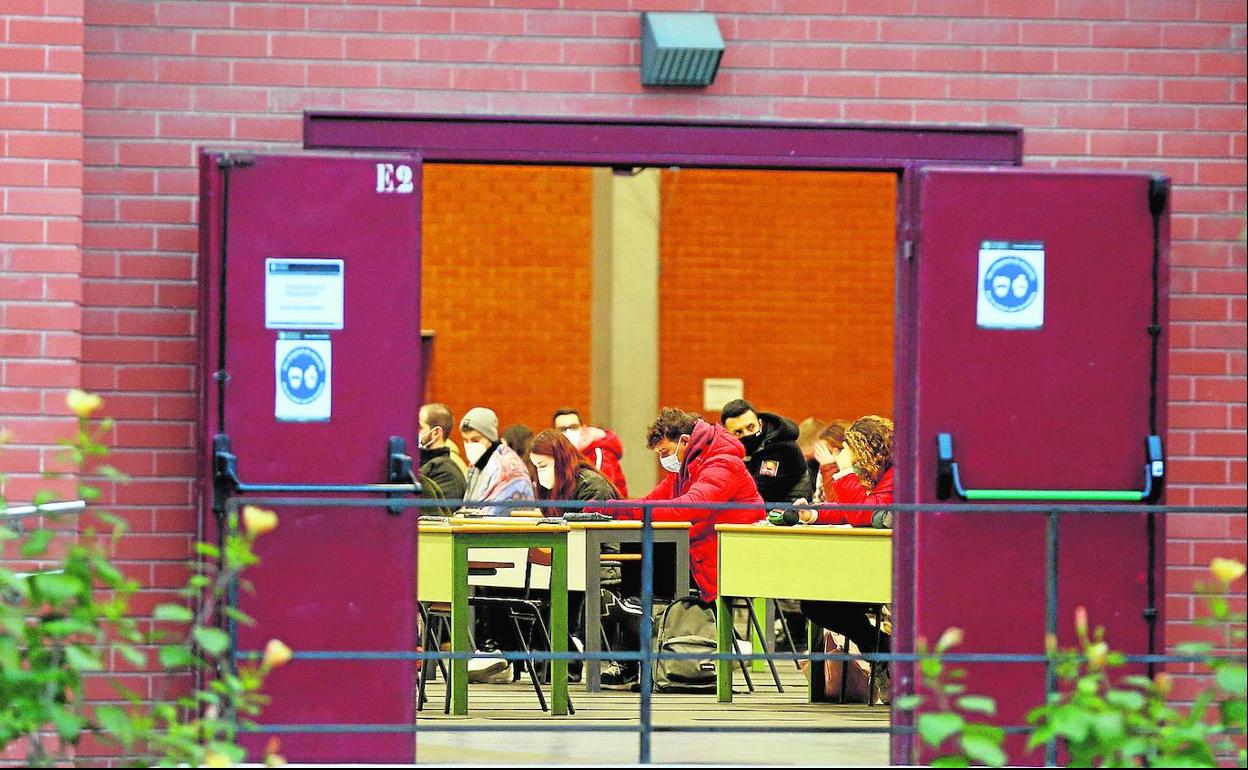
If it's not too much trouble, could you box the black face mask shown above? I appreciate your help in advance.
[740,431,765,454]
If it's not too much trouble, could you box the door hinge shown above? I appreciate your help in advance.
[216,153,256,169]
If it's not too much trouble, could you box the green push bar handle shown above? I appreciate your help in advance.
[936,433,1164,503]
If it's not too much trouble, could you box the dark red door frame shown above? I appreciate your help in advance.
[303,113,1024,762]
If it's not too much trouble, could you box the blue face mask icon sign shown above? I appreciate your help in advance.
[279,346,327,405]
[983,255,1039,313]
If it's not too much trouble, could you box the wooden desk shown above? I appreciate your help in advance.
[573,521,691,692]
[445,518,692,693]
[714,523,892,703]
[417,520,570,716]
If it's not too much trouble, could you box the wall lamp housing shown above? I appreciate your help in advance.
[640,12,725,88]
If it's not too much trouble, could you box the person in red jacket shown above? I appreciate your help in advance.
[600,407,764,688]
[553,408,629,497]
[798,414,895,700]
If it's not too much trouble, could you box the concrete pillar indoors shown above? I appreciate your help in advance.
[590,168,661,494]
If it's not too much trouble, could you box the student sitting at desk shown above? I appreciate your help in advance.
[604,407,764,688]
[797,414,895,699]
[460,406,535,516]
[527,429,632,684]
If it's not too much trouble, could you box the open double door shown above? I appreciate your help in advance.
[198,150,1166,764]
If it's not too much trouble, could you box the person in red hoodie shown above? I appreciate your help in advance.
[798,414,895,698]
[600,407,764,688]
[553,408,629,497]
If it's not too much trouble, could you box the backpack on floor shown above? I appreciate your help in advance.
[652,597,718,692]
[805,630,873,704]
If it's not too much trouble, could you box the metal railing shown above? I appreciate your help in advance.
[216,494,1248,766]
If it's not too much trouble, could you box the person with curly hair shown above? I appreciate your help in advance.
[798,415,896,701]
[799,415,894,525]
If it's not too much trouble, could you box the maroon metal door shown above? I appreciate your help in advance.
[903,167,1169,763]
[198,151,423,763]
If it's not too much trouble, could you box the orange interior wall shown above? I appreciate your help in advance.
[659,169,896,426]
[421,164,593,439]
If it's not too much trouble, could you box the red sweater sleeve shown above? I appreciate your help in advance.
[812,471,878,526]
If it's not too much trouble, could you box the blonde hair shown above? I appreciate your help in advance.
[845,415,894,489]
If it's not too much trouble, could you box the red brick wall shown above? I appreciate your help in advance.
[0,0,1241,744]
[1,0,83,504]
[422,164,593,437]
[659,169,896,425]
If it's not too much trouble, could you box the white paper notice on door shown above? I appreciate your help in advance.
[265,258,344,330]
[275,336,331,422]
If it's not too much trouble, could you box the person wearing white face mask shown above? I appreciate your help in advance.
[459,406,534,517]
[416,403,467,503]
[552,408,630,497]
[527,430,641,687]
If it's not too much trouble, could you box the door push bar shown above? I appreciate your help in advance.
[936,433,1164,503]
[212,433,421,515]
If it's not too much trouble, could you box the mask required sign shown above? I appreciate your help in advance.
[275,334,331,422]
[976,240,1045,330]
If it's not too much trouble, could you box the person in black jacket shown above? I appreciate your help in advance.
[719,399,814,503]
[417,402,467,502]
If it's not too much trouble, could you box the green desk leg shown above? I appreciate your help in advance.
[717,595,733,703]
[549,535,569,716]
[750,597,767,672]
[450,538,471,716]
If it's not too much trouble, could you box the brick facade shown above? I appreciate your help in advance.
[1,0,1244,746]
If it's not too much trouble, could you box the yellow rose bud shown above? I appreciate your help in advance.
[66,389,103,419]
[1154,672,1173,697]
[264,754,287,768]
[1075,606,1089,637]
[264,737,286,766]
[1045,632,1058,656]
[262,639,293,670]
[1210,557,1246,586]
[935,627,964,653]
[242,505,279,537]
[203,752,232,767]
[1087,641,1109,671]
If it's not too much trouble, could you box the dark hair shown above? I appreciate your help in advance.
[420,403,454,435]
[501,424,534,456]
[646,407,700,449]
[527,429,616,515]
[552,408,581,425]
[719,398,755,424]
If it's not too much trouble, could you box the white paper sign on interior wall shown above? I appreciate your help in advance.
[703,378,744,413]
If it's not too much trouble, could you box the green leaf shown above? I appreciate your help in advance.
[956,695,996,716]
[95,705,135,748]
[918,712,965,748]
[1052,706,1091,743]
[961,733,1006,767]
[1220,698,1246,728]
[0,526,17,540]
[65,644,104,671]
[193,626,231,657]
[32,489,57,506]
[1106,689,1146,710]
[894,694,924,711]
[930,755,971,768]
[1091,712,1124,742]
[115,643,147,668]
[153,603,195,623]
[160,644,195,669]
[48,704,83,742]
[1216,665,1247,696]
[32,572,84,604]
[1175,641,1213,656]
[21,528,54,557]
